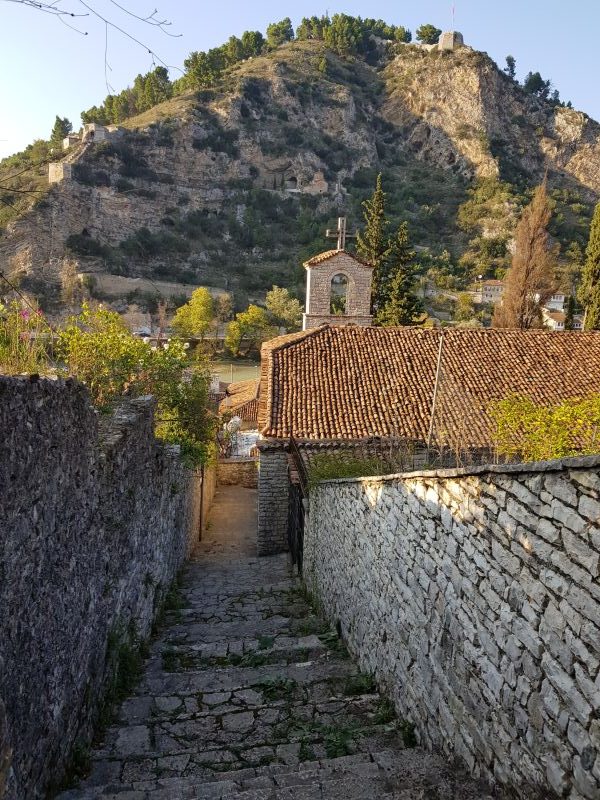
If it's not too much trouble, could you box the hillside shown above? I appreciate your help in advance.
[1,35,599,310]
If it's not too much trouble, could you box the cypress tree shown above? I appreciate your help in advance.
[493,180,557,329]
[581,202,600,330]
[356,173,390,313]
[564,295,575,330]
[376,222,423,326]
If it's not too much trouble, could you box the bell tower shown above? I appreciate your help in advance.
[302,218,374,331]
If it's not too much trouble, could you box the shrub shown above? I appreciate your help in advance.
[0,301,50,374]
[490,394,600,462]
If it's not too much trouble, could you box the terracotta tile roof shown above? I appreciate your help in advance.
[219,379,259,423]
[259,325,600,449]
[303,249,373,268]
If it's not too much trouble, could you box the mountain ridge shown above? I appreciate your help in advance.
[1,36,598,310]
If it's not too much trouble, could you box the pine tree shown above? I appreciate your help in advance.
[356,174,390,313]
[581,202,600,330]
[493,180,558,329]
[50,115,72,148]
[376,222,422,326]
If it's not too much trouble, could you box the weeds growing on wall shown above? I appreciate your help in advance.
[0,301,52,374]
[490,393,600,462]
[306,452,410,489]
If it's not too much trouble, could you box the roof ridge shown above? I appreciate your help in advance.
[303,249,373,268]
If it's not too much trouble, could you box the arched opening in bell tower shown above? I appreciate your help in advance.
[330,273,348,315]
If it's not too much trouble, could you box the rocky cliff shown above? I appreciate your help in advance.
[1,39,599,308]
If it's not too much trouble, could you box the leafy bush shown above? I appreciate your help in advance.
[307,453,405,488]
[57,304,214,465]
[490,394,600,462]
[66,233,113,260]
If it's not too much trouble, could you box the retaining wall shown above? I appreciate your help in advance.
[304,456,600,799]
[0,376,201,799]
[218,457,258,488]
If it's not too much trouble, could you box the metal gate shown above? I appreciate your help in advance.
[287,438,308,574]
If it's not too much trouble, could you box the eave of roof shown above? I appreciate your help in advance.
[303,249,373,268]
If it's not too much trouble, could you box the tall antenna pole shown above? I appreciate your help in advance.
[452,3,456,28]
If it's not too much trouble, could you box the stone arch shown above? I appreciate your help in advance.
[330,272,349,315]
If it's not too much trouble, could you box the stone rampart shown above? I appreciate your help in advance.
[0,376,202,799]
[304,456,600,799]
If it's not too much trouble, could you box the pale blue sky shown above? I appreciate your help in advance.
[1,0,598,159]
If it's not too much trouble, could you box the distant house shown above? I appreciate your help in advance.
[256,324,600,555]
[542,308,583,331]
[480,279,505,304]
[544,293,566,312]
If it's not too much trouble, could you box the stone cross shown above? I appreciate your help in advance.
[326,217,357,251]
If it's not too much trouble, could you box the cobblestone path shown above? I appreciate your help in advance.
[60,486,496,800]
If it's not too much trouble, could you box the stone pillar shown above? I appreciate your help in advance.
[257,443,290,555]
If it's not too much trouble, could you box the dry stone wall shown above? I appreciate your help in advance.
[0,375,201,800]
[218,457,258,488]
[304,456,600,800]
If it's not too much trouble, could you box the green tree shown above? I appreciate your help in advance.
[454,292,475,322]
[172,287,214,340]
[416,24,441,44]
[266,18,294,49]
[296,15,330,40]
[356,173,390,313]
[50,115,72,148]
[240,30,265,57]
[58,304,214,465]
[324,13,365,55]
[504,55,516,79]
[394,26,412,43]
[225,305,276,357]
[523,71,552,100]
[265,286,303,331]
[376,222,422,326]
[564,295,576,330]
[493,181,558,329]
[580,202,600,330]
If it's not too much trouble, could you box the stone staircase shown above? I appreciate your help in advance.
[57,490,498,800]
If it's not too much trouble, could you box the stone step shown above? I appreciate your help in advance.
[135,655,360,697]
[58,748,497,799]
[145,633,330,674]
[158,612,326,645]
[91,698,397,767]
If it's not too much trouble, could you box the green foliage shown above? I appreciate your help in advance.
[376,221,423,326]
[81,66,172,125]
[454,292,476,322]
[307,453,400,489]
[57,304,214,465]
[50,115,72,148]
[504,55,516,80]
[416,24,442,44]
[343,673,377,696]
[265,285,302,331]
[171,287,214,339]
[356,173,390,310]
[0,301,50,374]
[522,71,552,101]
[580,203,600,330]
[490,394,600,462]
[324,14,367,56]
[225,304,277,356]
[266,18,294,49]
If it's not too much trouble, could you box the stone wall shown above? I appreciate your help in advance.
[257,443,290,555]
[218,457,259,488]
[304,456,600,799]
[0,376,202,799]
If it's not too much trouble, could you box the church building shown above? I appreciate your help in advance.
[254,222,600,557]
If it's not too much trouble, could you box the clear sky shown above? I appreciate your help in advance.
[1,0,598,159]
